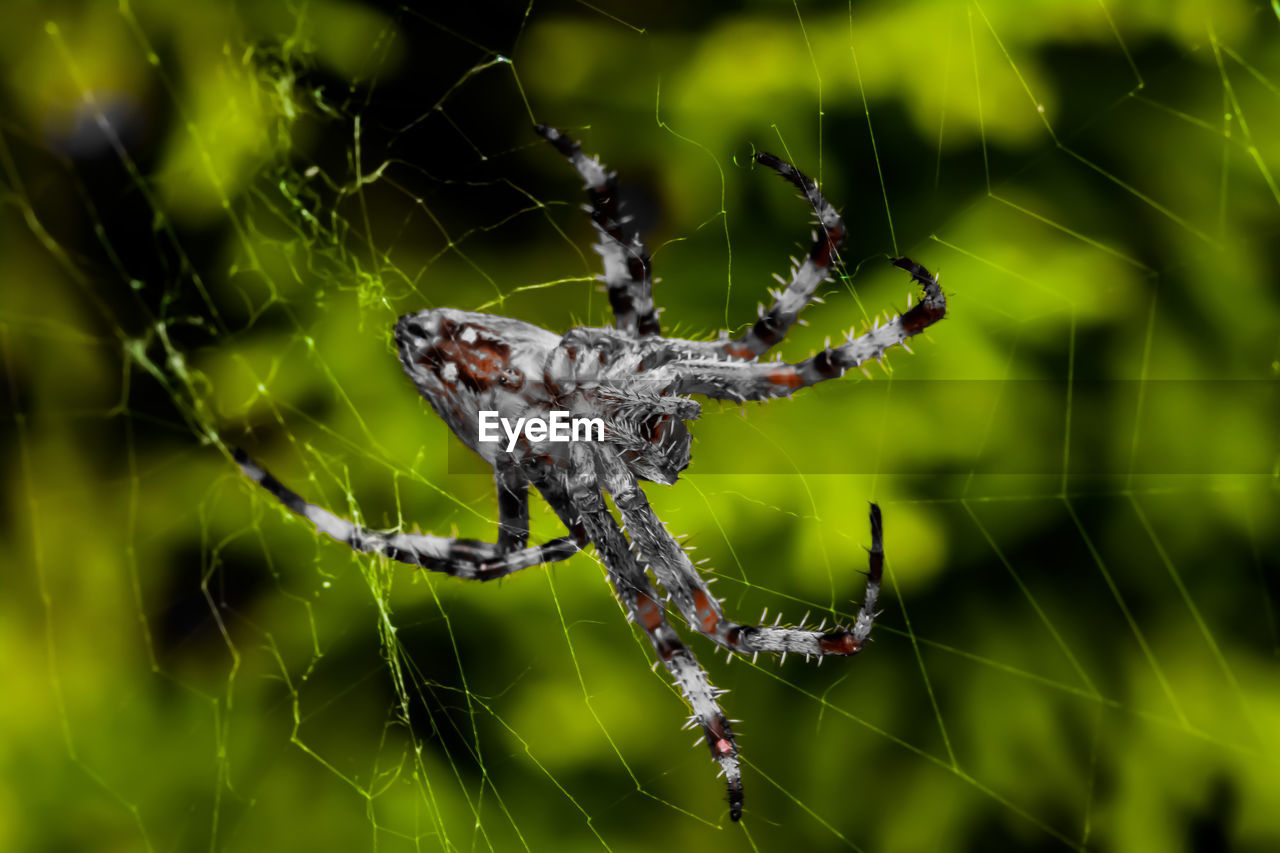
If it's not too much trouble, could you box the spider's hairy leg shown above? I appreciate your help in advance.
[592,446,728,640]
[234,449,578,580]
[595,446,885,658]
[674,257,946,401]
[720,152,848,360]
[726,504,883,657]
[495,461,530,552]
[530,466,590,546]
[562,445,745,822]
[534,124,660,337]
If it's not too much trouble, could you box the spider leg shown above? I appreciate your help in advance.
[594,447,884,658]
[721,504,883,657]
[535,124,660,337]
[560,445,744,821]
[722,152,848,360]
[673,257,945,400]
[234,449,578,581]
[530,465,590,546]
[495,461,530,551]
[592,445,726,637]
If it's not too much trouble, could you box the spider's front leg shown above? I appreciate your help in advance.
[536,124,661,337]
[674,257,946,401]
[557,446,745,821]
[234,450,578,580]
[593,448,884,659]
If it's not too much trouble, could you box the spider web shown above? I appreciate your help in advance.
[3,0,1279,850]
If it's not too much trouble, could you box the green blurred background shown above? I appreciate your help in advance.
[2,0,1278,850]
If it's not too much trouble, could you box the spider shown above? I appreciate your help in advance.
[235,125,946,821]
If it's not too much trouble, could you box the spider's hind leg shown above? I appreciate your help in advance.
[727,504,883,659]
[535,124,660,337]
[557,446,745,821]
[595,440,884,660]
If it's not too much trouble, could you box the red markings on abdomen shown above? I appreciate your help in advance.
[418,318,515,393]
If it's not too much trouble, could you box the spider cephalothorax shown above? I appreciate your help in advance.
[397,308,697,482]
[237,124,945,821]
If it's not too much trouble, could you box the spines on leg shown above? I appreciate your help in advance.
[534,124,660,337]
[721,504,886,658]
[673,257,946,401]
[890,256,946,334]
[562,443,744,821]
[726,152,848,359]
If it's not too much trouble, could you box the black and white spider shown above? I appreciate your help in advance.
[235,125,945,821]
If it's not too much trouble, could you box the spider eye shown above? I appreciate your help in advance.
[498,367,525,390]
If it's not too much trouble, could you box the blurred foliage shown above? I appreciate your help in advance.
[1,0,1278,851]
